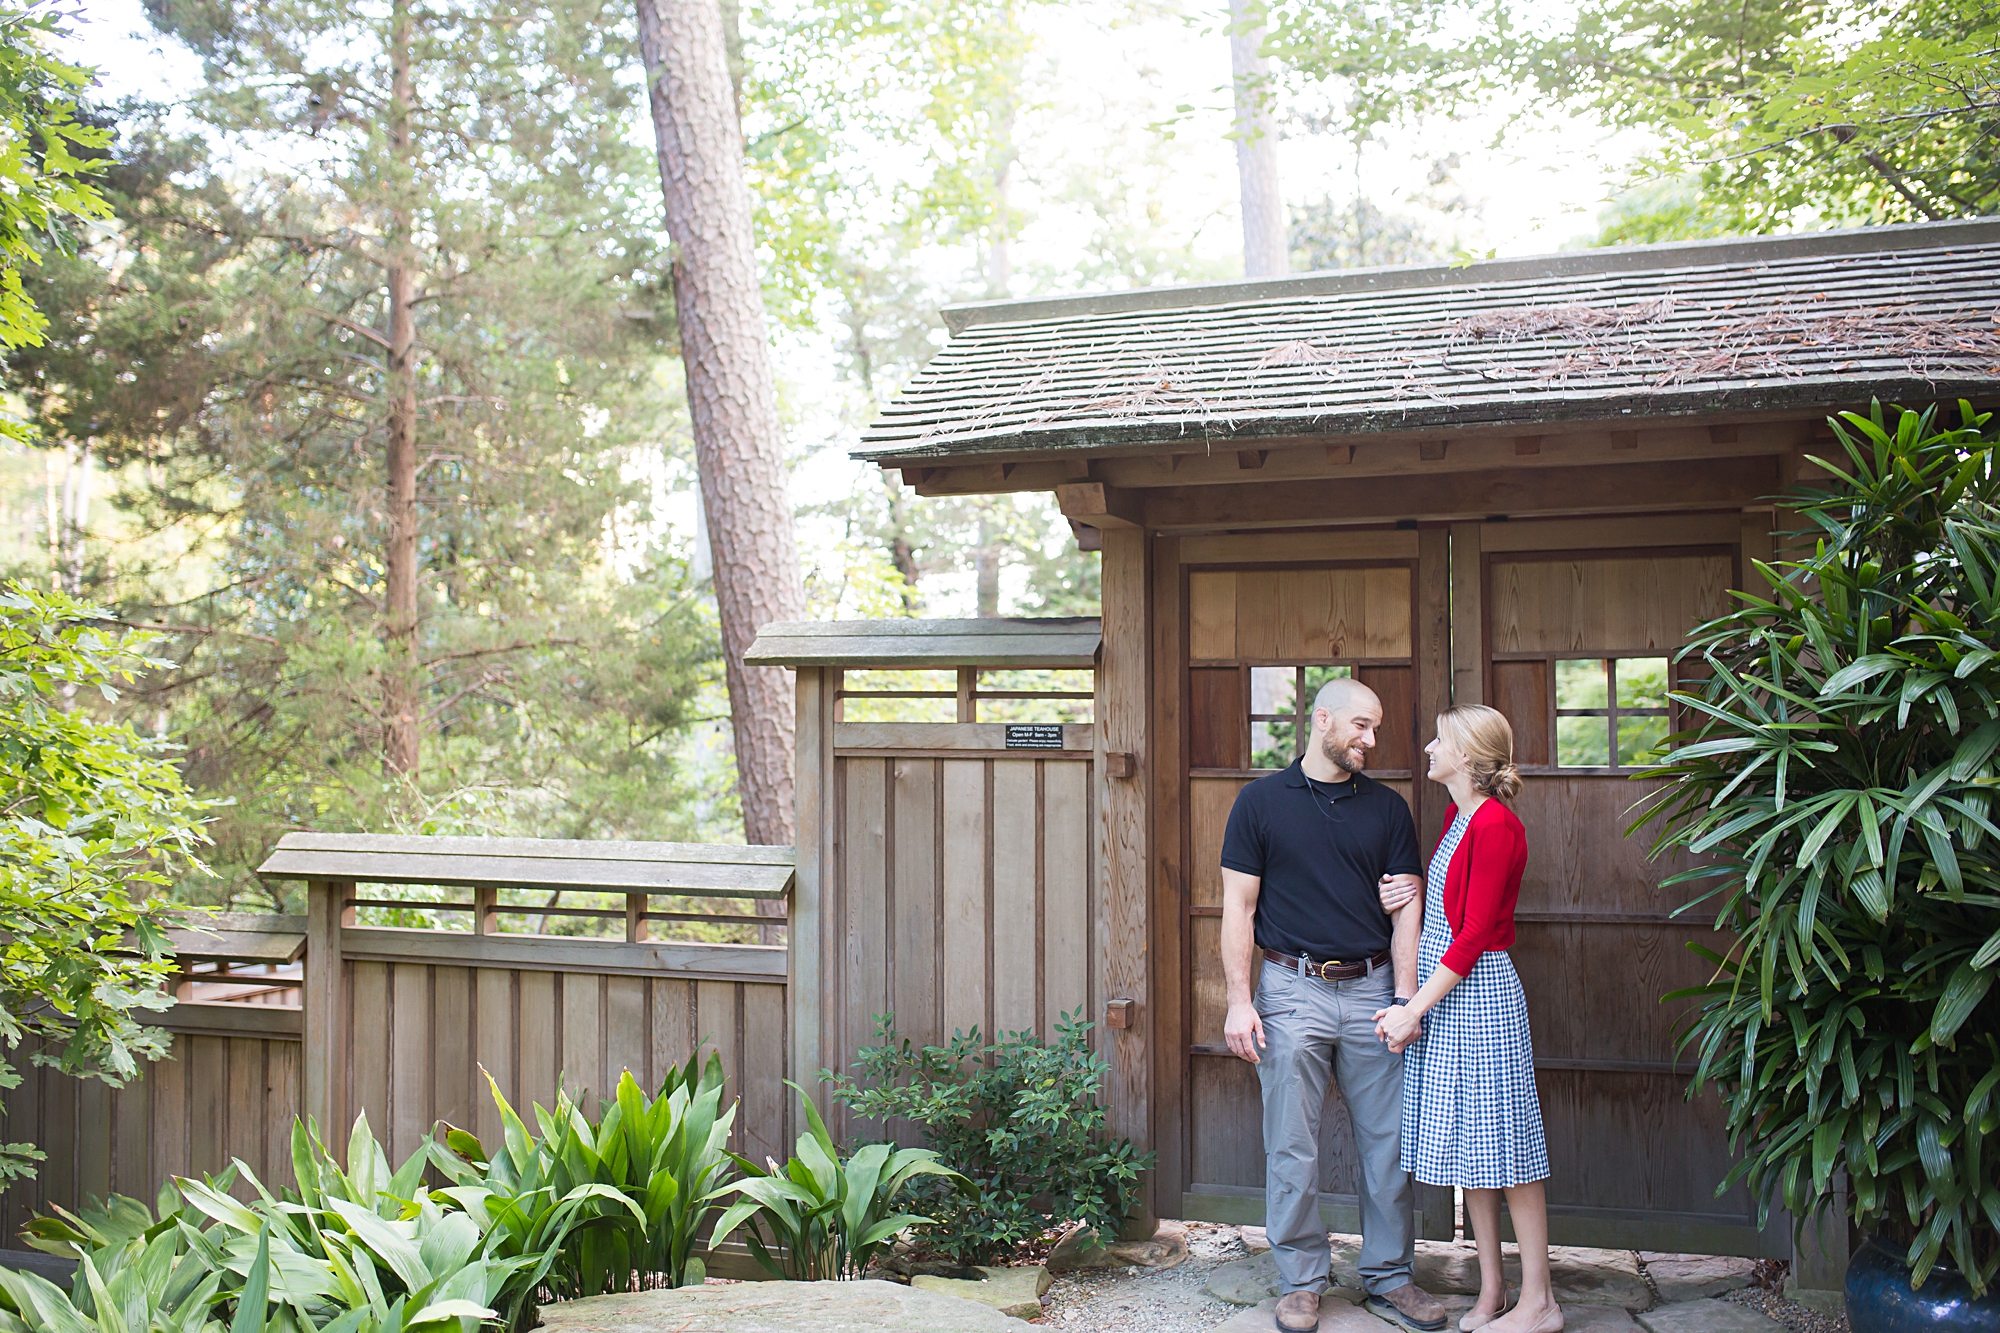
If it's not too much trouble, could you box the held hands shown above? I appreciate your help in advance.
[1225,1001,1266,1065]
[1378,873,1421,915]
[1375,1003,1422,1053]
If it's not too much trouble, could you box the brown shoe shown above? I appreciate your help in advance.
[1276,1289,1322,1333]
[1368,1283,1447,1332]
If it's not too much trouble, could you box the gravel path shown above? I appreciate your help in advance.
[1040,1221,1244,1331]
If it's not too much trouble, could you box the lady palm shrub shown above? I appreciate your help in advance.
[1641,401,2000,1294]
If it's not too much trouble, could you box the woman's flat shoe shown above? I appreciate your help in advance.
[1458,1289,1520,1332]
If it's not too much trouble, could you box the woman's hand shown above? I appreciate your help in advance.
[1378,873,1421,915]
[1375,1003,1422,1053]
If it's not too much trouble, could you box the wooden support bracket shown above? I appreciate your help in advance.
[1326,444,1355,465]
[1236,449,1267,470]
[1103,751,1137,779]
[1105,998,1135,1029]
[1056,481,1143,529]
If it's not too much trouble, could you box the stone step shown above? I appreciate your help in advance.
[533,1280,1028,1332]
[1635,1299,1787,1333]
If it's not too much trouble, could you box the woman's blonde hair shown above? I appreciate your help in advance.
[1436,704,1522,801]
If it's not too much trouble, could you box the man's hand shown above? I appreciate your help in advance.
[1225,1001,1266,1064]
[1378,872,1421,915]
[1375,1004,1422,1054]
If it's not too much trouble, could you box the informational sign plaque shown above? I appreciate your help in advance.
[1004,724,1066,750]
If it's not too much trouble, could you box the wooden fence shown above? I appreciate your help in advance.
[0,838,792,1247]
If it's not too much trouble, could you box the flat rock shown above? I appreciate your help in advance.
[1563,1304,1645,1333]
[1643,1257,1757,1303]
[533,1281,1025,1333]
[1218,1294,1409,1333]
[910,1265,1049,1320]
[1413,1243,1650,1309]
[1046,1222,1189,1273]
[1636,1298,1787,1333]
[1210,1252,1285,1306]
[1242,1226,1272,1253]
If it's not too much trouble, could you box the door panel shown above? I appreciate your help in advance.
[1177,556,1430,1230]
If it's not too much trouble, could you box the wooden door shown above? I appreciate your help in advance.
[1471,519,1786,1256]
[1175,552,1447,1231]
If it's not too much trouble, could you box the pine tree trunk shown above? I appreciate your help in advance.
[382,0,422,778]
[636,0,808,847]
[1229,0,1286,278]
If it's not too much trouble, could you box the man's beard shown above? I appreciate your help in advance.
[1322,732,1368,773]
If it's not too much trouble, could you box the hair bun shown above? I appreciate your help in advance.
[1482,762,1523,801]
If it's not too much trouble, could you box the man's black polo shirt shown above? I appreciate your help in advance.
[1219,760,1422,962]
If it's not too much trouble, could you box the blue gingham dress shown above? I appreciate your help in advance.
[1401,808,1550,1188]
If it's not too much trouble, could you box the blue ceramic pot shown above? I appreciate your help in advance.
[1847,1234,2000,1333]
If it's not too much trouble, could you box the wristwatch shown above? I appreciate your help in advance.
[1392,997,1411,1007]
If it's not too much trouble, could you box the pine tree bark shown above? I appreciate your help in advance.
[636,0,808,846]
[1229,0,1287,278]
[382,0,422,777]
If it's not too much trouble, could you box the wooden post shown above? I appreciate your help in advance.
[303,880,350,1138]
[1098,526,1154,1228]
[1412,526,1456,1240]
[956,667,977,723]
[474,885,498,935]
[791,667,830,1135]
[1787,1177,1849,1311]
[1450,521,1483,705]
[624,893,648,942]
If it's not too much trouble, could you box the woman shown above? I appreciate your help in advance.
[1375,704,1558,1333]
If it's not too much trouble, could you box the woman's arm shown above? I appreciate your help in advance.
[1437,817,1523,978]
[1375,956,1463,1053]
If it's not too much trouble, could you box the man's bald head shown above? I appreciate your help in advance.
[1312,675,1379,718]
[1310,676,1383,775]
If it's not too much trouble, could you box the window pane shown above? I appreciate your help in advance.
[1250,666,1295,717]
[1555,659,1608,710]
[1251,720,1292,770]
[1557,716,1610,767]
[1301,664,1352,708]
[1617,714,1669,766]
[1617,658,1670,709]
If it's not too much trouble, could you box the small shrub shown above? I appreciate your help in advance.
[824,1010,1151,1265]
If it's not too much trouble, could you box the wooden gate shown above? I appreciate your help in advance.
[1159,517,1787,1256]
[1164,528,1454,1235]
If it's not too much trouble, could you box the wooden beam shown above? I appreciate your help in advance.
[1097,527,1151,1216]
[1057,481,1145,529]
[1326,444,1355,465]
[1137,456,1782,530]
[303,880,349,1136]
[1419,440,1448,461]
[1514,435,1542,455]
[1236,449,1267,470]
[791,666,829,1127]
[905,459,1086,497]
[1450,523,1483,707]
[1610,430,1638,450]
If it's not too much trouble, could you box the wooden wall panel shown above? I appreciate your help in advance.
[1189,572,1236,659]
[891,757,940,1050]
[990,760,1041,1035]
[1356,665,1415,771]
[1189,668,1244,769]
[1490,554,1733,654]
[1044,760,1092,1029]
[1491,660,1551,766]
[1362,568,1413,657]
[1189,778,1248,909]
[940,759,987,1042]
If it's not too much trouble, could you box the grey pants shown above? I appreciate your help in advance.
[1255,957,1415,1297]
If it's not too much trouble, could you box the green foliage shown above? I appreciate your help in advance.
[0,0,111,380]
[1266,0,2000,233]
[12,1116,524,1333]
[825,1011,1151,1265]
[1638,400,2000,1294]
[433,1053,738,1317]
[0,583,209,1184]
[711,1081,966,1280]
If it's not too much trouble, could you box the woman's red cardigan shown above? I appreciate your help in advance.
[1435,799,1529,977]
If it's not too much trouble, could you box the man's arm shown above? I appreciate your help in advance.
[1220,867,1265,1064]
[1391,882,1421,998]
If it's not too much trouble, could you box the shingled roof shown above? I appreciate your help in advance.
[857,218,2000,463]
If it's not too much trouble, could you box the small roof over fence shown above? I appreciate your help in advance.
[255,833,795,899]
[744,617,1101,669]
[857,217,2000,462]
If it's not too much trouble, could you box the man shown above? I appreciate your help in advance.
[1220,676,1446,1333]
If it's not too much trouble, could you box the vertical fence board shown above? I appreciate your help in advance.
[75,1077,111,1205]
[892,758,939,1049]
[741,983,788,1167]
[561,973,604,1105]
[605,975,647,1088]
[1043,760,1092,1031]
[516,969,558,1117]
[940,759,988,1042]
[188,1037,228,1180]
[432,966,474,1136]
[113,1058,152,1199]
[844,760,889,1071]
[651,978,693,1080]
[389,964,430,1163]
[226,1036,264,1192]
[990,761,1040,1035]
[350,962,391,1135]
[266,1040,299,1189]
[473,968,514,1144]
[151,1035,190,1184]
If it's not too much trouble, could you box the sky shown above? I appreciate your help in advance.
[69,0,1646,618]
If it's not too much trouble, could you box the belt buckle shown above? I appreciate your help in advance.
[1315,957,1345,980]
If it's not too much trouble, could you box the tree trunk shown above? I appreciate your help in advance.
[636,0,808,847]
[975,513,1000,618]
[382,0,422,778]
[1228,0,1286,278]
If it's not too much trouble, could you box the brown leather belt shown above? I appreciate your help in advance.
[1262,947,1391,981]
